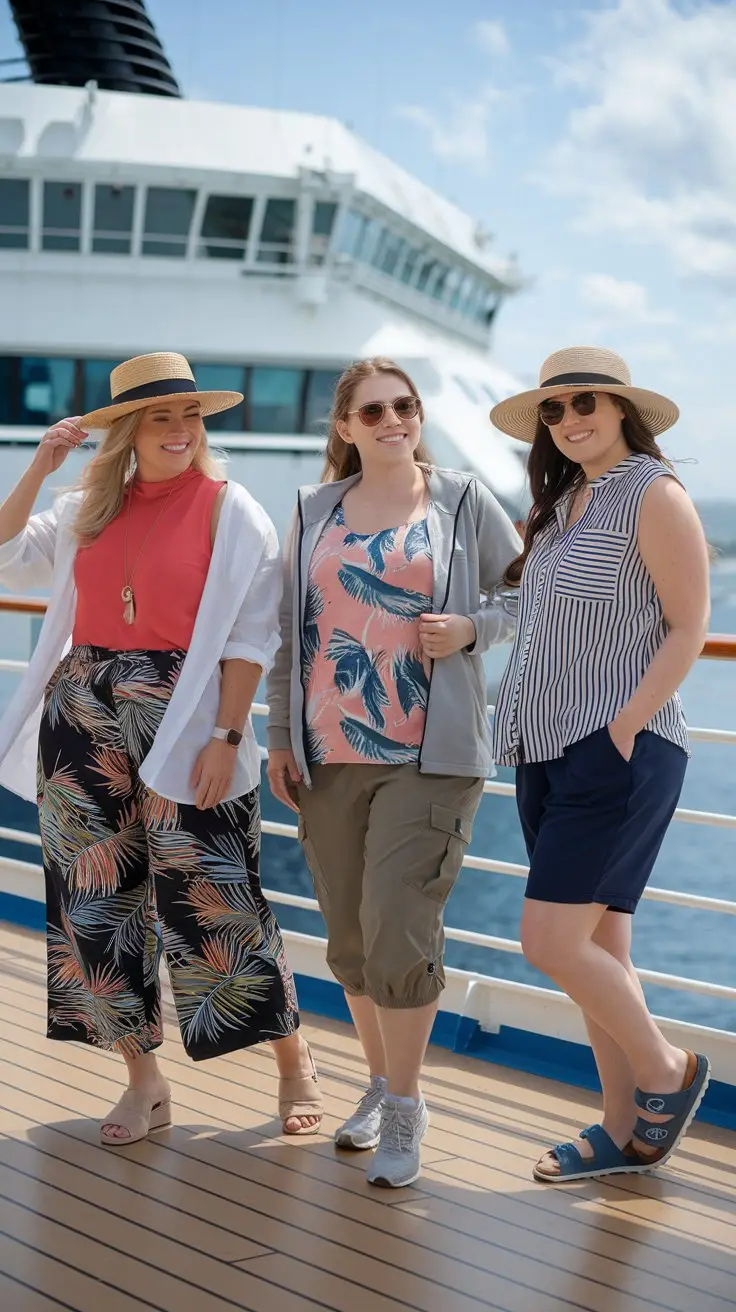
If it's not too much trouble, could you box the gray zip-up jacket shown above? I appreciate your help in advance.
[266,468,523,782]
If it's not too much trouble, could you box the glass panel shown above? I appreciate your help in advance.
[399,247,421,285]
[82,359,121,413]
[192,364,246,430]
[92,184,135,254]
[304,369,340,434]
[198,195,253,260]
[0,180,30,249]
[416,257,438,293]
[447,269,465,310]
[309,201,337,265]
[17,357,76,424]
[142,186,196,257]
[373,231,406,277]
[359,220,382,265]
[0,357,17,423]
[337,209,368,257]
[42,182,82,251]
[430,264,451,301]
[476,289,500,324]
[257,199,296,264]
[250,367,303,432]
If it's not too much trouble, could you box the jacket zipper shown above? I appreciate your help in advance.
[295,494,310,778]
[417,485,471,771]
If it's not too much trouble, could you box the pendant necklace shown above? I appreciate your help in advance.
[121,479,177,625]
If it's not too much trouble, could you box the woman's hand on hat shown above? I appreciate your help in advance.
[33,417,88,477]
[419,613,476,660]
[267,748,302,814]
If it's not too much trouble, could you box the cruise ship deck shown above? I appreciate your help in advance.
[2,923,735,1312]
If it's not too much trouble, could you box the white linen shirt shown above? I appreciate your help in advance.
[0,480,281,804]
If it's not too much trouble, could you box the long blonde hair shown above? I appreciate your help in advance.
[321,357,432,483]
[73,410,224,541]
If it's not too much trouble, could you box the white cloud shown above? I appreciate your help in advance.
[475,20,509,58]
[398,88,500,166]
[545,0,736,288]
[581,274,676,324]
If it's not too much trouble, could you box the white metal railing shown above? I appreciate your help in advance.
[2,688,735,1007]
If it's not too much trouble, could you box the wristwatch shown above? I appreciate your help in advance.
[212,727,243,747]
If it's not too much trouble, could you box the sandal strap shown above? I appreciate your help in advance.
[633,1053,710,1150]
[542,1124,640,1179]
[278,1074,323,1119]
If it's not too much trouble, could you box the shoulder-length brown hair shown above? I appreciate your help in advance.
[321,357,432,482]
[503,396,671,586]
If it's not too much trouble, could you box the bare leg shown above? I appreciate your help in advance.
[101,1050,170,1141]
[537,910,646,1175]
[375,1000,439,1101]
[345,993,387,1079]
[522,900,689,1160]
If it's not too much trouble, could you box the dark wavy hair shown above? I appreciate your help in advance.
[503,396,671,586]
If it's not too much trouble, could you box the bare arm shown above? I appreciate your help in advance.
[609,476,710,754]
[0,418,86,545]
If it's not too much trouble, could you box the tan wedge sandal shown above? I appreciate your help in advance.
[279,1046,323,1136]
[100,1088,172,1147]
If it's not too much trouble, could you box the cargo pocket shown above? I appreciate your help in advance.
[402,803,474,904]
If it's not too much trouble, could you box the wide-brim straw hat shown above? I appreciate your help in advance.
[489,346,679,444]
[79,352,243,429]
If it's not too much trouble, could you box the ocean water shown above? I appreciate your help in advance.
[0,448,733,1031]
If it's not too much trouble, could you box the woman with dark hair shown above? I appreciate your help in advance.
[266,357,522,1187]
[490,346,711,1183]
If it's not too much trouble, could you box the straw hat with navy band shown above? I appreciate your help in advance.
[489,346,679,445]
[79,352,243,430]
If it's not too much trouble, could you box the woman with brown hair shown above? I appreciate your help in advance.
[0,352,322,1145]
[490,346,711,1183]
[267,356,521,1187]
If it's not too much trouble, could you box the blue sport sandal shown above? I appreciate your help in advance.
[631,1051,711,1167]
[533,1124,654,1184]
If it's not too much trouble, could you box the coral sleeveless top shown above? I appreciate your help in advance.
[73,468,225,651]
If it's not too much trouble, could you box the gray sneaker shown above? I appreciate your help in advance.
[366,1095,429,1188]
[335,1076,387,1150]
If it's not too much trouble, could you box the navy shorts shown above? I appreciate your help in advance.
[516,727,687,913]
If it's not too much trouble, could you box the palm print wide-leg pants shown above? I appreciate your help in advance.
[37,646,299,1061]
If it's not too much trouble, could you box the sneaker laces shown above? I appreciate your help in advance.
[379,1101,414,1156]
[345,1078,385,1124]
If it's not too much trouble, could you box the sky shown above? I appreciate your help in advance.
[1,0,735,499]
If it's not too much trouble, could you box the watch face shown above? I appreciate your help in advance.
[226,729,243,746]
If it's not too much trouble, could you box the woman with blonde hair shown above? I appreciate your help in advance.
[0,352,322,1145]
[267,356,521,1187]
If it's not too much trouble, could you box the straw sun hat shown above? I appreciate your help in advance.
[79,352,243,429]
[489,346,679,444]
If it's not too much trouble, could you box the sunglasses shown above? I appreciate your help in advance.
[347,395,421,428]
[538,391,597,428]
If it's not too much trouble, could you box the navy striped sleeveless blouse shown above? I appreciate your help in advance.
[492,453,689,766]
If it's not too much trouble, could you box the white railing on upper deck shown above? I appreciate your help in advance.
[1,598,735,1007]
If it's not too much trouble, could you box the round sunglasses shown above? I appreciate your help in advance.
[538,391,598,428]
[347,395,421,428]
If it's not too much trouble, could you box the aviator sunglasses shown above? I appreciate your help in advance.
[538,391,598,428]
[347,395,421,427]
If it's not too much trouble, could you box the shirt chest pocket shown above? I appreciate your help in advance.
[553,528,629,601]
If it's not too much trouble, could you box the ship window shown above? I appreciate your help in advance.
[17,357,76,424]
[309,201,337,266]
[42,182,82,251]
[92,185,135,254]
[198,195,253,260]
[446,269,465,310]
[337,209,369,258]
[250,366,303,431]
[193,364,246,430]
[142,187,196,257]
[430,264,451,301]
[359,220,382,266]
[416,257,438,293]
[373,230,406,278]
[399,247,421,285]
[0,179,30,249]
[0,357,16,422]
[257,199,296,264]
[82,358,121,413]
[304,369,340,434]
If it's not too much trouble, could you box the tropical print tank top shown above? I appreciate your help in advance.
[304,503,434,764]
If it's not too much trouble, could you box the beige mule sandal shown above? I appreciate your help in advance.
[279,1046,324,1135]
[100,1088,173,1147]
